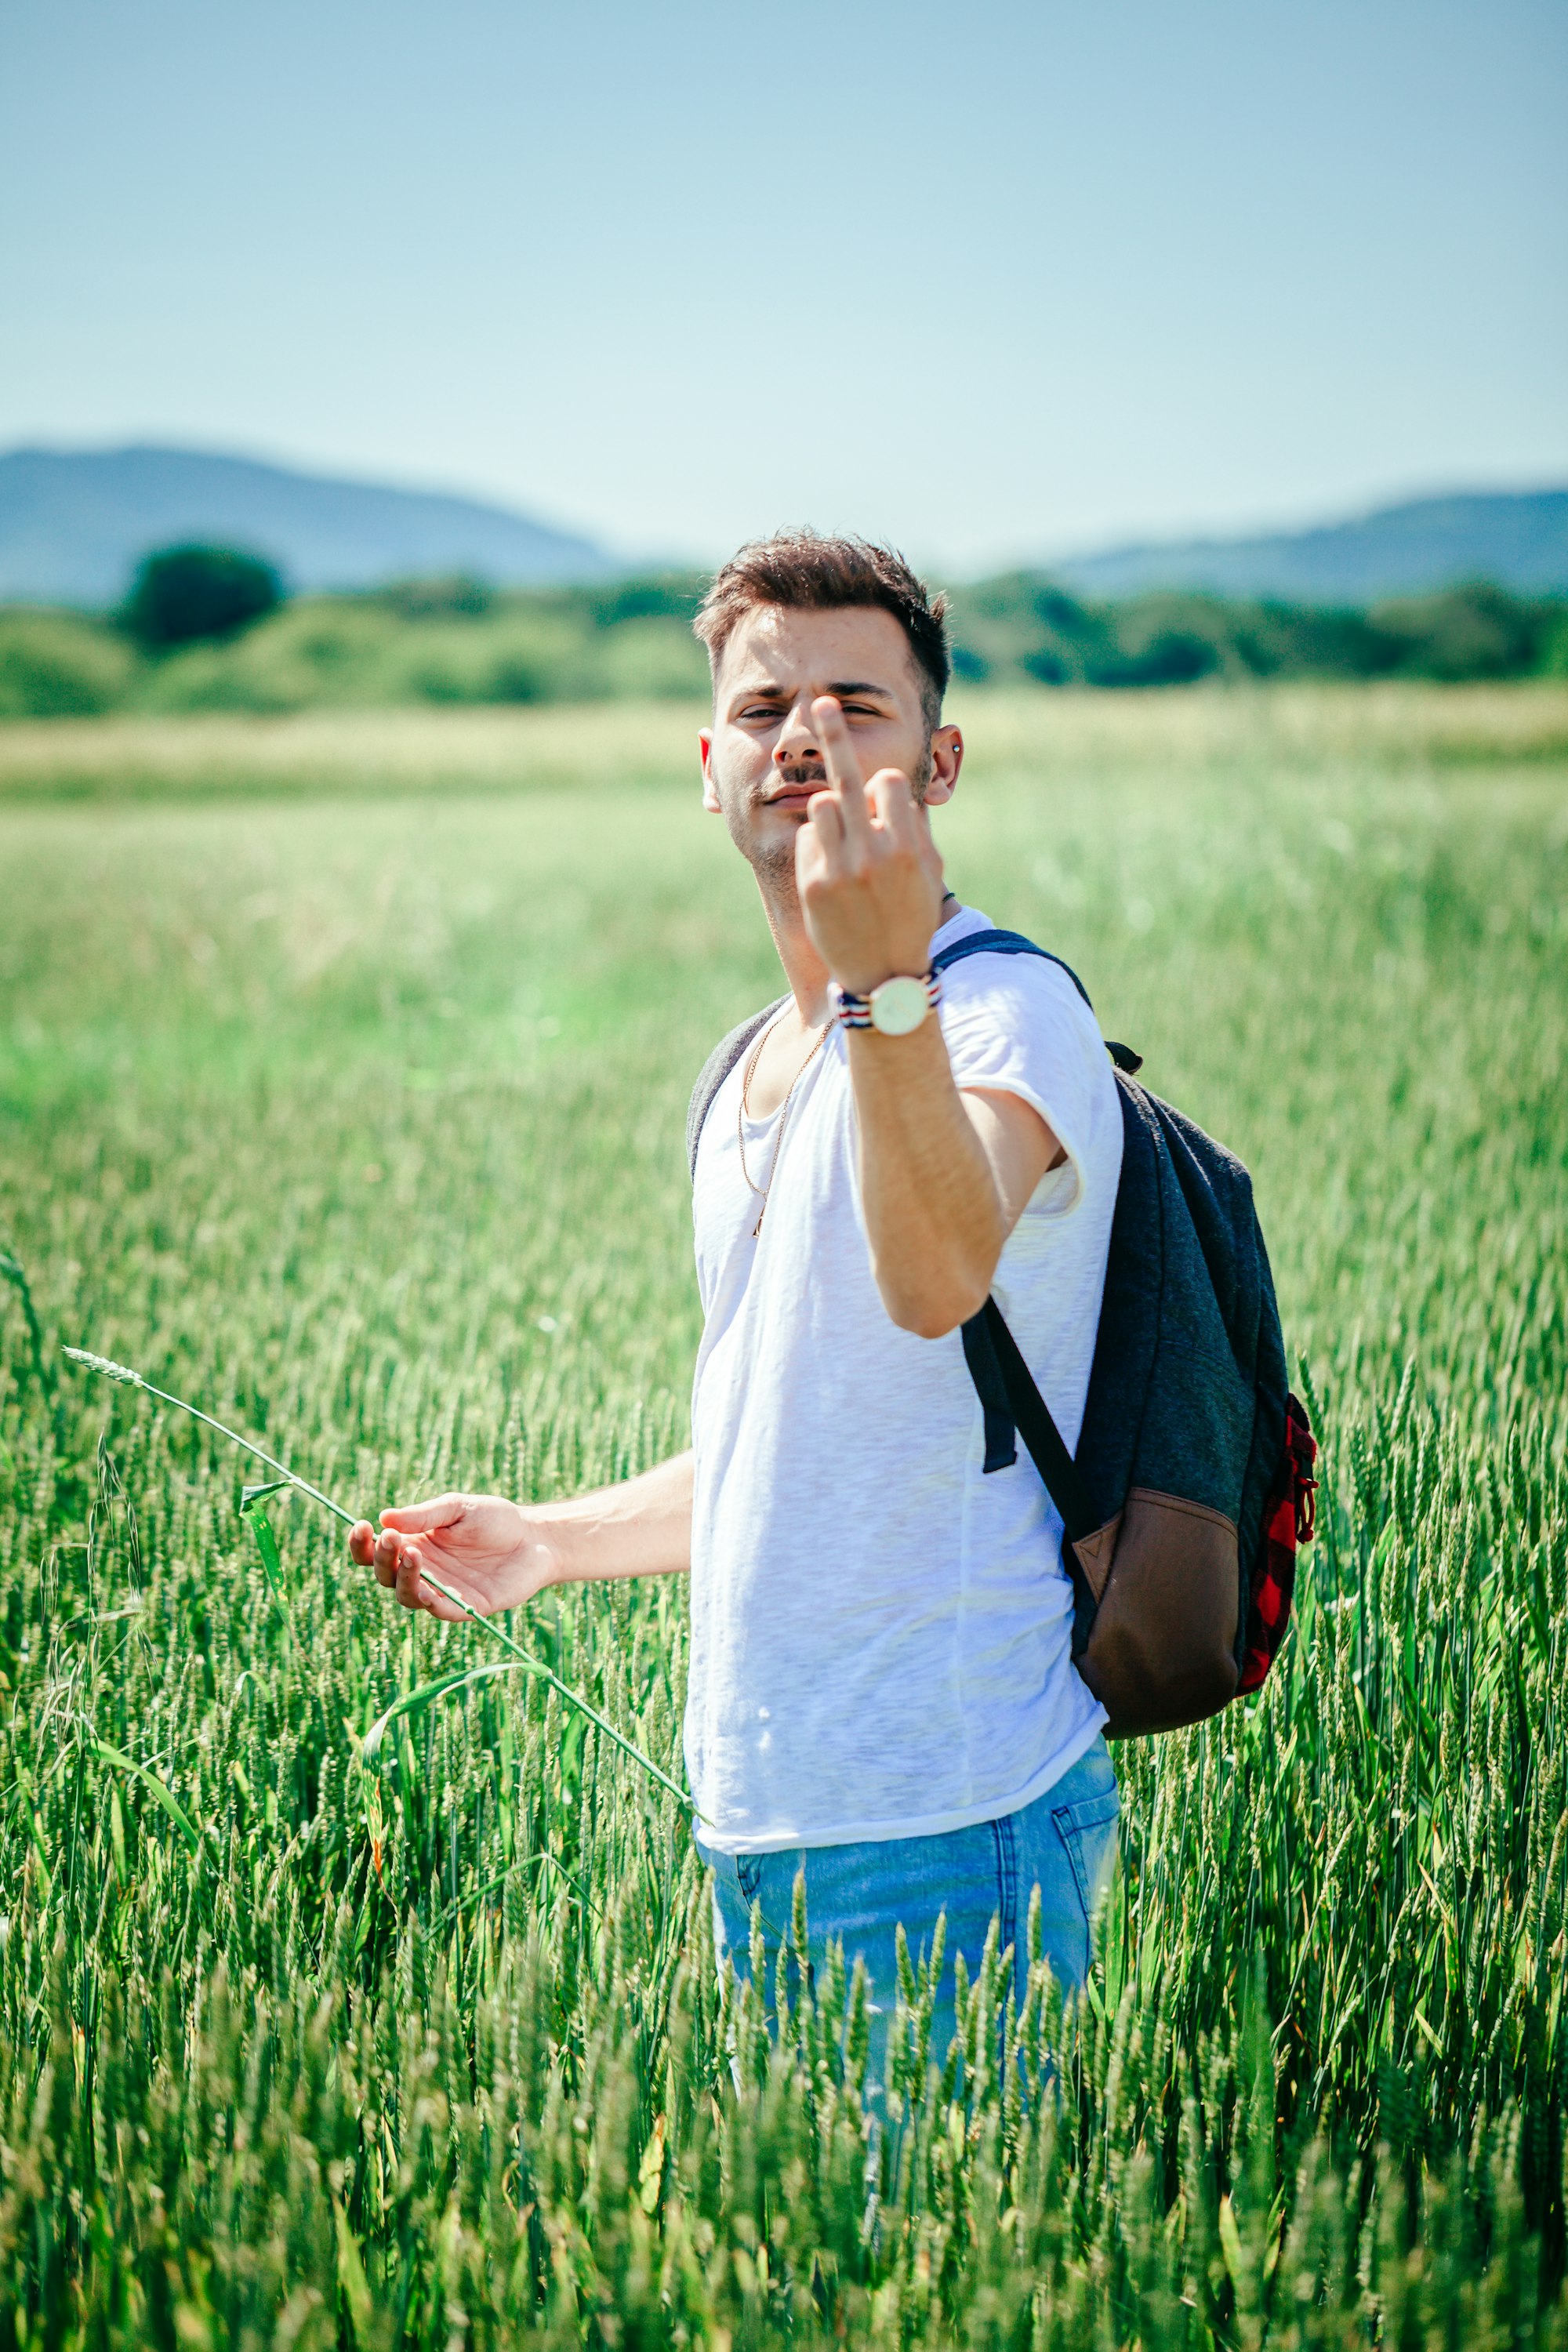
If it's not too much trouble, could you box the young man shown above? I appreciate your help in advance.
[350,533,1123,2073]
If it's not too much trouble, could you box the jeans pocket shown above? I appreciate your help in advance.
[1050,1788,1121,1923]
[737,1853,764,1908]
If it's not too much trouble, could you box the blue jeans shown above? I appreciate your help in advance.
[695,1737,1120,2092]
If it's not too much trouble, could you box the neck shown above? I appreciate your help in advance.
[755,871,960,1027]
[756,870,833,1025]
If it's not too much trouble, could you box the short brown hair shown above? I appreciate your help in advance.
[694,529,950,728]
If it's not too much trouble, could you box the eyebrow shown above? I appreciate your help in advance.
[729,677,898,705]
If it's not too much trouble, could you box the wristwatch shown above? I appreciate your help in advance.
[834,968,943,1036]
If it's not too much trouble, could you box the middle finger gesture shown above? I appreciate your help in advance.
[797,697,946,995]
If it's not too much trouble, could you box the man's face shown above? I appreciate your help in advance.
[700,604,962,887]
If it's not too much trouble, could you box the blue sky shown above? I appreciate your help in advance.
[2,0,1563,571]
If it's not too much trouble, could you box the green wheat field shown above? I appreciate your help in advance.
[1,683,1566,2349]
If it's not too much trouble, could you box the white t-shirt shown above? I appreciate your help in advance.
[686,906,1122,1853]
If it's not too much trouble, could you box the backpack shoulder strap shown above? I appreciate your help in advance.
[961,1298,1102,1645]
[691,932,1120,1181]
[931,927,1094,1009]
[961,1300,1097,1540]
[934,927,1142,1073]
[686,998,788,1180]
[942,927,1129,1641]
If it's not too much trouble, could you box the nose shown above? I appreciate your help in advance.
[773,692,821,768]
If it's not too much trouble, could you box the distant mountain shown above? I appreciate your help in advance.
[0,445,613,604]
[1051,490,1568,605]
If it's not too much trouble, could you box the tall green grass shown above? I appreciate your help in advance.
[0,688,1564,2347]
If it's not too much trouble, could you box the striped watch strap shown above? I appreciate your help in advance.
[833,968,944,1029]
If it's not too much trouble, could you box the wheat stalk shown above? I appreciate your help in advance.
[63,1347,688,1807]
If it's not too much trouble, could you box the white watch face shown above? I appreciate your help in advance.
[869,975,931,1036]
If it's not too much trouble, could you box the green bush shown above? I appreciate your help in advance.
[131,590,708,713]
[1229,599,1393,677]
[594,614,711,699]
[1368,582,1557,681]
[0,607,140,717]
[1091,594,1231,684]
[946,572,1107,686]
[1092,630,1219,687]
[587,571,706,626]
[136,601,394,713]
[122,543,286,651]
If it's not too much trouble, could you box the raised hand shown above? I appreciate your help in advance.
[796,697,947,995]
[348,1492,561,1621]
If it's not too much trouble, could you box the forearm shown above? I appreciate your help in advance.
[848,1025,1004,1338]
[534,1448,694,1586]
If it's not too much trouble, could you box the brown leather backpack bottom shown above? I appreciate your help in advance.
[1074,1490,1240,1737]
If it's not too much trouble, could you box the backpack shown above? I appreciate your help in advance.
[685,927,1318,1739]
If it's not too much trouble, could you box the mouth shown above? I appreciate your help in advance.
[762,782,822,811]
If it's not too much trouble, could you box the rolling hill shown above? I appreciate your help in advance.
[1051,488,1568,604]
[5,448,1565,616]
[0,445,612,604]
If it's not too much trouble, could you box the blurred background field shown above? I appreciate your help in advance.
[4,679,1568,805]
[1,686,1565,2344]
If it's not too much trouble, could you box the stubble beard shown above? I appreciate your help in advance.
[717,741,935,901]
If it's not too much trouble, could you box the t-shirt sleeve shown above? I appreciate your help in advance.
[938,955,1114,1218]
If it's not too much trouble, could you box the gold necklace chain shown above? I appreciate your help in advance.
[737,1008,833,1236]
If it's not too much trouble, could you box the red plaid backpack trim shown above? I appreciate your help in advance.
[1237,1395,1317,1695]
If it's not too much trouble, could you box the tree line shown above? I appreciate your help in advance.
[0,540,1563,719]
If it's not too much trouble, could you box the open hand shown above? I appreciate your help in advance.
[797,696,946,996]
[348,1492,561,1621]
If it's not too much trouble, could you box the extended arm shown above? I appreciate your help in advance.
[849,1036,1058,1336]
[348,1447,692,1621]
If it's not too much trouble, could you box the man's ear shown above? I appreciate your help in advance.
[699,728,723,814]
[924,724,964,807]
